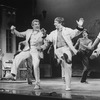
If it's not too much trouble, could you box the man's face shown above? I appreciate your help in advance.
[82,31,88,38]
[54,20,61,29]
[32,21,40,31]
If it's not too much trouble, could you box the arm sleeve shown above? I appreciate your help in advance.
[66,28,82,39]
[14,29,28,37]
[97,32,100,39]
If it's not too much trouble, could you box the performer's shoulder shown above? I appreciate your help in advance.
[27,29,32,31]
[50,30,56,34]
[64,27,73,31]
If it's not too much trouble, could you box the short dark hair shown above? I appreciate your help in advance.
[82,29,89,34]
[54,17,64,25]
[31,19,40,26]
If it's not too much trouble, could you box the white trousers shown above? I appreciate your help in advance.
[55,46,72,89]
[11,47,41,84]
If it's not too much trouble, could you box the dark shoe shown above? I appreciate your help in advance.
[81,81,88,84]
[0,77,8,80]
[28,81,32,85]
[27,78,32,85]
[63,53,72,64]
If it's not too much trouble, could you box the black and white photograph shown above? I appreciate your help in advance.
[0,0,100,100]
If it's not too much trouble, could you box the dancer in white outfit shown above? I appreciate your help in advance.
[38,17,84,90]
[4,19,46,89]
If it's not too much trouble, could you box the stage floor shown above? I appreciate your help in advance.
[0,77,100,100]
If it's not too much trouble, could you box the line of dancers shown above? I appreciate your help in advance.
[2,17,100,91]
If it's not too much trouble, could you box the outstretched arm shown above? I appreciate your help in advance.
[86,33,100,50]
[75,18,84,37]
[10,25,26,37]
[82,40,93,49]
[91,38,100,50]
[70,18,84,39]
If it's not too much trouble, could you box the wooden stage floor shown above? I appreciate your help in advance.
[0,77,100,100]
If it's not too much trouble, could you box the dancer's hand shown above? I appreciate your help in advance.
[10,25,16,34]
[10,25,16,30]
[41,28,47,38]
[76,18,84,27]
[41,28,46,33]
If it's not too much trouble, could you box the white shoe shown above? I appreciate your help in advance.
[65,88,71,91]
[34,82,40,89]
[34,84,40,90]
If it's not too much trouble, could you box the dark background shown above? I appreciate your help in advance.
[0,0,33,45]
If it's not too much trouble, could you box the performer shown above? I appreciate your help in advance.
[38,17,84,90]
[74,29,92,83]
[4,19,46,89]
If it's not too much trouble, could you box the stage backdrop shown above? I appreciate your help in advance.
[32,0,100,77]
